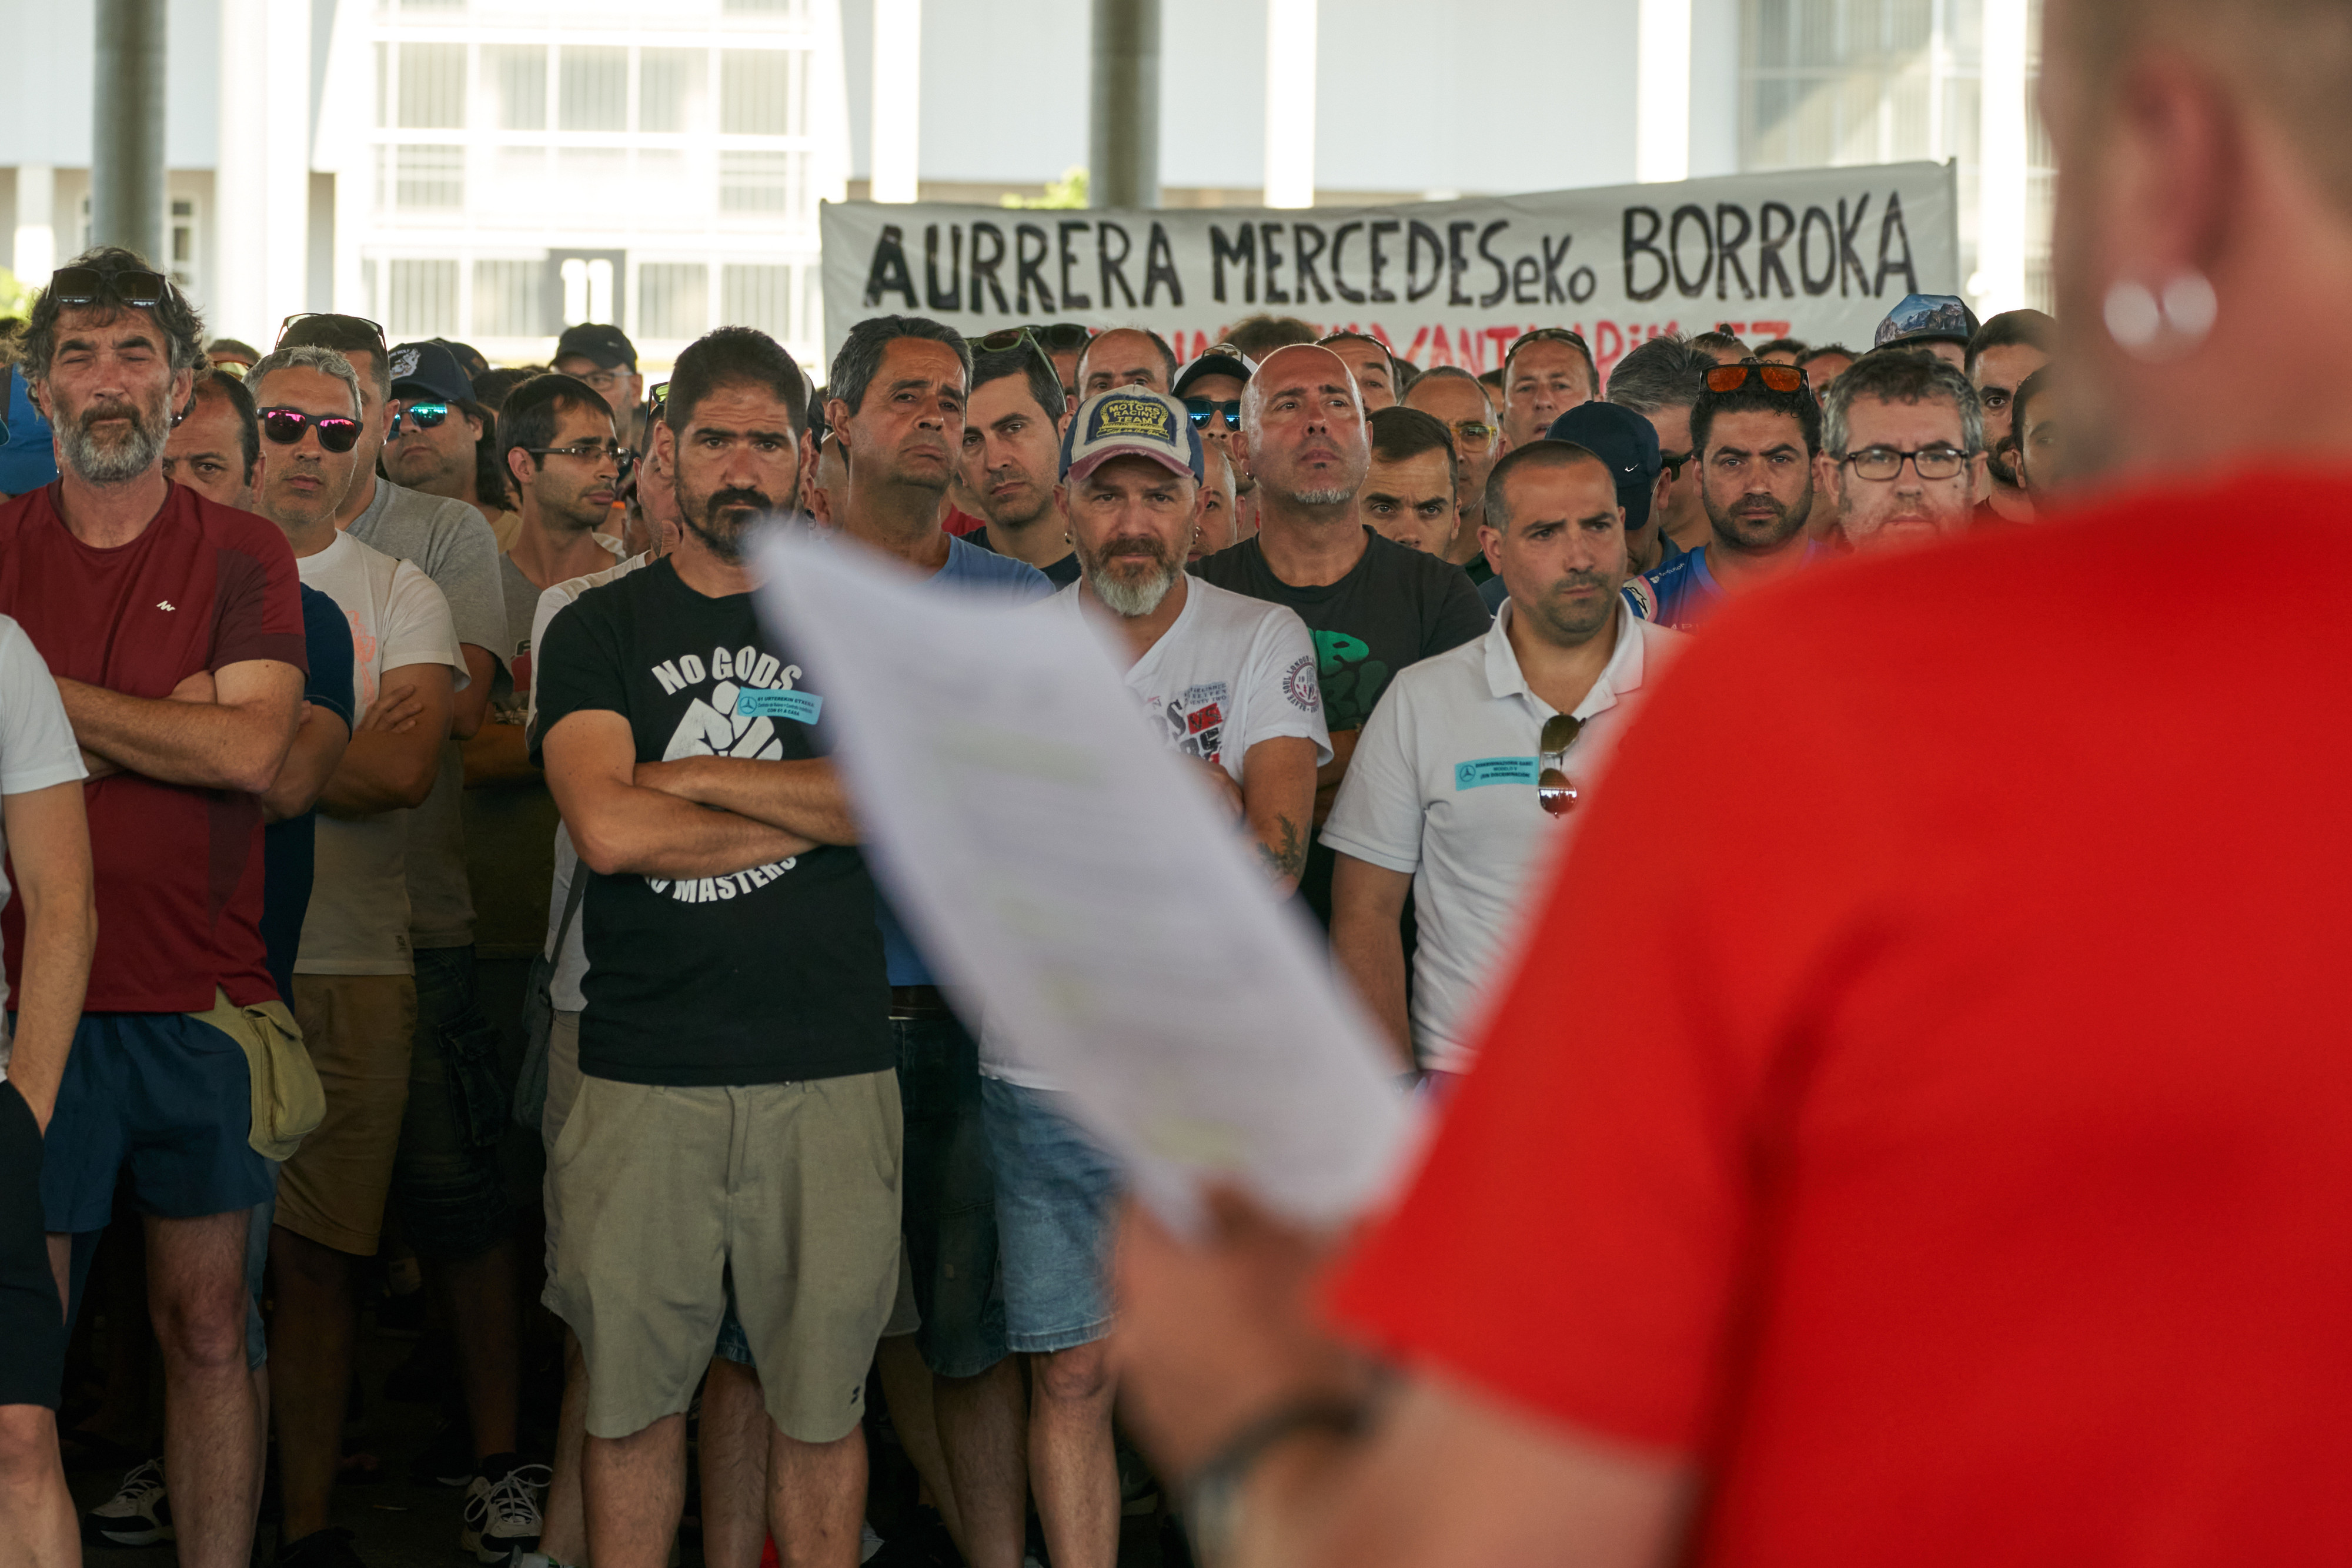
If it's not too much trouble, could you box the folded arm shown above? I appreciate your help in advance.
[61,658,304,795]
[1240,735,1317,895]
[630,754,859,846]
[262,702,353,824]
[547,710,816,878]
[319,663,454,818]
[462,714,540,788]
[1,781,95,1130]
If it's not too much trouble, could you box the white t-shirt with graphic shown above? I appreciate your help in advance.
[294,530,468,977]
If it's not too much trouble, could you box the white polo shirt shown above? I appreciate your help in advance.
[1321,599,1686,1072]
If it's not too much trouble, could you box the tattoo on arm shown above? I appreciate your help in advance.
[1255,815,1308,882]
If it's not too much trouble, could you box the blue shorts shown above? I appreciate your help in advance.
[980,1078,1118,1354]
[0,1080,64,1407]
[41,1011,275,1235]
[897,1014,1008,1378]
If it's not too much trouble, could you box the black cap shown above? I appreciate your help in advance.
[387,340,475,405]
[1546,403,1662,533]
[554,323,636,371]
[436,339,492,382]
[1173,347,1257,398]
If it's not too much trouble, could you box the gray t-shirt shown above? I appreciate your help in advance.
[346,478,508,950]
[460,554,561,961]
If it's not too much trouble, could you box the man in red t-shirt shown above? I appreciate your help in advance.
[1105,6,2352,1564]
[4,249,305,1568]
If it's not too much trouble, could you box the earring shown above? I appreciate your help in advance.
[2104,270,2217,360]
[1062,533,1072,545]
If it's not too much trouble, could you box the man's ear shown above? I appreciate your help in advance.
[506,444,535,493]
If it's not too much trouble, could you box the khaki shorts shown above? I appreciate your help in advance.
[547,1069,903,1443]
[539,1010,584,1295]
[275,974,419,1256]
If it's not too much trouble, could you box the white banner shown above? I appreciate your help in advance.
[818,162,1959,383]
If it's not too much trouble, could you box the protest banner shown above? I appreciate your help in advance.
[819,162,1960,382]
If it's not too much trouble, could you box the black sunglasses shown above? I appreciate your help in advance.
[1185,397,1242,432]
[48,266,171,309]
[389,402,450,436]
[260,407,363,453]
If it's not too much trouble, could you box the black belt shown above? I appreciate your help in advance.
[890,984,956,1021]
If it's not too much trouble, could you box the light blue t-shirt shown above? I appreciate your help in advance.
[879,533,1054,986]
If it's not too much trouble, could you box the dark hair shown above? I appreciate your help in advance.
[205,336,262,364]
[1965,309,2057,377]
[470,366,538,413]
[1320,330,1398,392]
[1690,375,1823,458]
[2011,365,2055,439]
[1077,326,1178,389]
[1406,364,1483,393]
[193,367,260,480]
[1689,329,1748,359]
[1821,350,1983,457]
[500,373,616,477]
[970,344,1064,424]
[23,245,208,384]
[1502,329,1598,396]
[460,399,512,508]
[671,326,811,434]
[1484,440,1611,534]
[276,313,390,397]
[1477,367,1504,390]
[826,315,968,418]
[1224,313,1319,361]
[1368,404,1454,469]
[1392,357,1420,389]
[1752,337,1809,360]
[1797,343,1856,372]
[1605,333,1713,414]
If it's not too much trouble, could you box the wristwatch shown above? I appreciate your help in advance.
[1184,1396,1365,1568]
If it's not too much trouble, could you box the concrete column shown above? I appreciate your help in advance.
[869,0,920,203]
[1974,0,2031,311]
[1262,0,1315,209]
[92,0,169,263]
[1636,0,1692,183]
[1089,0,1160,209]
[12,166,57,283]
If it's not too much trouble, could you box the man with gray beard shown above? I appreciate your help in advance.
[976,386,1327,1568]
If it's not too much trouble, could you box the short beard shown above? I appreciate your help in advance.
[686,486,776,565]
[1986,446,2021,486]
[1526,570,1618,643]
[61,391,169,484]
[1704,490,1810,550]
[1288,486,1355,506]
[1083,534,1183,617]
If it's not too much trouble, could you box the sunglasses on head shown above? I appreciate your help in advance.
[1538,713,1583,818]
[389,402,449,436]
[275,312,387,354]
[1186,397,1242,432]
[260,407,362,453]
[967,326,1065,390]
[1703,362,1809,395]
[48,266,172,310]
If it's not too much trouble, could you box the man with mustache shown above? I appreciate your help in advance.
[1327,441,1686,1075]
[1818,353,1989,556]
[1625,365,1821,633]
[979,387,1326,1568]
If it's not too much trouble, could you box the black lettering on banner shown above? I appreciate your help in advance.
[1098,221,1138,309]
[1475,220,1512,309]
[1542,233,1576,303]
[1260,222,1291,304]
[925,224,963,312]
[1513,254,1541,305]
[1569,265,1596,303]
[969,222,1011,314]
[1058,220,1094,310]
[1756,203,1796,297]
[1015,224,1054,313]
[1837,196,1872,296]
[1669,204,1714,297]
[1211,225,1257,304]
[1292,223,1331,304]
[1798,206,1837,296]
[1446,220,1476,306]
[863,225,919,308]
[1873,192,1919,298]
[1406,221,1445,302]
[1623,206,1668,303]
[1329,221,1366,303]
[1368,220,1401,302]
[1714,203,1755,300]
[1142,222,1184,307]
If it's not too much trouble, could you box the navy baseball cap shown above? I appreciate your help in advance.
[1546,402,1661,532]
[1875,293,1981,350]
[388,340,475,405]
[555,323,636,371]
[1060,388,1205,484]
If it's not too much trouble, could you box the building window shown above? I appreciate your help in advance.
[637,263,709,340]
[386,259,459,338]
[719,151,801,215]
[560,46,629,133]
[397,42,468,130]
[722,264,796,342]
[720,49,797,136]
[639,49,702,135]
[386,145,465,209]
[169,198,196,292]
[473,260,542,338]
[485,44,547,131]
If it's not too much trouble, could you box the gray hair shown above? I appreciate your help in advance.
[21,245,209,385]
[1822,350,1984,457]
[1604,334,1714,415]
[246,345,364,419]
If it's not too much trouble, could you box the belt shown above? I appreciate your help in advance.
[890,984,956,1021]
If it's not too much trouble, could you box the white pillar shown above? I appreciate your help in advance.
[1636,0,1693,184]
[1262,0,1316,209]
[869,0,921,203]
[1973,0,2030,312]
[215,0,312,343]
[12,165,56,283]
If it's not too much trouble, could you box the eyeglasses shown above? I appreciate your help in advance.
[276,313,386,352]
[1703,362,1809,395]
[260,407,362,453]
[1659,448,1693,481]
[1186,397,1242,433]
[389,402,450,437]
[1446,419,1499,453]
[48,266,171,309]
[1838,444,1973,482]
[524,441,630,464]
[1538,713,1582,818]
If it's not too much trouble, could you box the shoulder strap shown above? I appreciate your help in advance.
[551,852,589,958]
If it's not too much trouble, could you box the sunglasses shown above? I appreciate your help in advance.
[48,266,171,309]
[967,326,1066,391]
[1538,713,1582,818]
[389,402,450,436]
[260,407,362,453]
[1186,397,1242,432]
[648,382,670,419]
[1703,362,1809,395]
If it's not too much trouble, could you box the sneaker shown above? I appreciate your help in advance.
[81,1457,173,1548]
[278,1527,366,1568]
[460,1455,552,1564]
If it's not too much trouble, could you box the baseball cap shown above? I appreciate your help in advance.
[387,340,476,405]
[0,367,54,496]
[436,339,492,382]
[1546,403,1662,533]
[1875,293,1982,350]
[1060,388,1205,484]
[1172,346,1257,398]
[554,322,637,371]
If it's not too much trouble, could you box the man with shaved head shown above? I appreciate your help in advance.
[1194,343,1488,924]
[1115,2,2352,1562]
[1074,326,1177,402]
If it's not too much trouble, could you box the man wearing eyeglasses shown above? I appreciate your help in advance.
[383,339,520,549]
[1499,329,1598,450]
[553,323,646,452]
[1816,353,1989,556]
[0,248,307,1568]
[1402,368,1505,581]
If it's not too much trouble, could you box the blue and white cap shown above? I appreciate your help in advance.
[1058,387,1205,485]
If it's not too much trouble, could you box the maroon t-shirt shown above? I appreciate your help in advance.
[0,482,308,1012]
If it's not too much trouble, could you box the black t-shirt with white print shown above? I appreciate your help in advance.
[530,557,888,1086]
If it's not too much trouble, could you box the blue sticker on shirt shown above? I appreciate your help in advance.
[1454,756,1539,790]
[736,688,823,724]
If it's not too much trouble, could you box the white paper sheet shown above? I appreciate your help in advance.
[753,526,1411,1234]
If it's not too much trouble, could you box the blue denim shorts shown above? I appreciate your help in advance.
[896,1014,1008,1377]
[980,1078,1118,1353]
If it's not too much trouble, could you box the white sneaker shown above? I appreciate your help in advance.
[459,1459,551,1563]
[860,1522,884,1563]
[81,1457,174,1548]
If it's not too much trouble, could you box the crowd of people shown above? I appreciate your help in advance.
[0,233,2059,1568]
